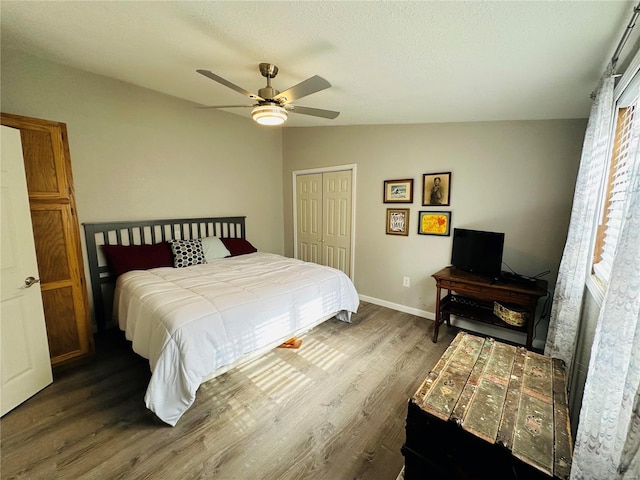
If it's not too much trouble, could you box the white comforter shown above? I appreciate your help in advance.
[114,252,359,426]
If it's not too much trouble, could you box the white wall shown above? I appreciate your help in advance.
[1,49,284,254]
[283,121,586,346]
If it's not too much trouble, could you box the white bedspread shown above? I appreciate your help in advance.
[114,252,359,426]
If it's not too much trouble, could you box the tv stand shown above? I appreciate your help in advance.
[432,267,548,350]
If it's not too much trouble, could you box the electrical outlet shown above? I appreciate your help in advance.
[403,276,410,287]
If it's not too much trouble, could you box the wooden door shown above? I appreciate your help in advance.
[295,169,353,277]
[1,113,94,370]
[1,125,53,415]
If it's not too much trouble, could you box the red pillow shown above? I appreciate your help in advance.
[220,238,257,257]
[102,242,174,277]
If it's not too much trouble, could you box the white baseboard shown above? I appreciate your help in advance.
[358,295,435,320]
[357,294,545,350]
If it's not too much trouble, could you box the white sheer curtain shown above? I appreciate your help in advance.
[544,74,615,370]
[570,83,640,480]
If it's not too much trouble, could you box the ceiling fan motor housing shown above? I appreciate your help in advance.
[258,86,280,100]
[258,64,280,100]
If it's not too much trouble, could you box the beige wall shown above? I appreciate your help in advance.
[1,49,284,329]
[2,49,587,347]
[1,49,284,256]
[283,121,585,345]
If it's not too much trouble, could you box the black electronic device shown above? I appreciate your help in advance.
[500,271,538,287]
[450,228,505,280]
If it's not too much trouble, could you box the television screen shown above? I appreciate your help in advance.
[451,228,505,279]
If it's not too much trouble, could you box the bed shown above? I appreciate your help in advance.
[83,216,359,426]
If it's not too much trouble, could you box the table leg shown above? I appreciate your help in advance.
[433,284,442,343]
[526,304,535,350]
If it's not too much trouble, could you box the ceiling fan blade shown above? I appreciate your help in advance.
[196,105,254,109]
[196,69,264,101]
[273,75,331,103]
[290,105,340,119]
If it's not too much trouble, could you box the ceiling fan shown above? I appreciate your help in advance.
[196,63,340,126]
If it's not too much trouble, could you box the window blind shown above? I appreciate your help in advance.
[593,90,638,283]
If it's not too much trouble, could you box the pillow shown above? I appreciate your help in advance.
[200,236,231,262]
[220,237,257,257]
[101,242,174,277]
[169,239,206,268]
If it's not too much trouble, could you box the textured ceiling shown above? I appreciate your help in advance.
[1,1,638,127]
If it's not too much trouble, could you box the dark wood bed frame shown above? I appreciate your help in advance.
[83,216,246,333]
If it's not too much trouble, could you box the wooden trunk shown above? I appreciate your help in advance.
[403,332,572,479]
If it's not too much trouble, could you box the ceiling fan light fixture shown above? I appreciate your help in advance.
[251,104,288,126]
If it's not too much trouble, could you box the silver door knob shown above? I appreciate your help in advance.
[23,276,41,288]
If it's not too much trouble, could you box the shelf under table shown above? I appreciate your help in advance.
[440,294,527,333]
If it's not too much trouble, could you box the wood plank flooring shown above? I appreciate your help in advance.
[1,302,457,480]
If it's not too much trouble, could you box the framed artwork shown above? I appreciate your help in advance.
[386,208,410,236]
[418,211,451,236]
[383,179,414,203]
[422,172,451,206]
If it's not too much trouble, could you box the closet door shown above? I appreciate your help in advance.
[295,170,353,277]
[322,170,352,276]
[296,173,323,264]
[1,113,94,370]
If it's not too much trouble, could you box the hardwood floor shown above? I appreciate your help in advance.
[1,302,457,480]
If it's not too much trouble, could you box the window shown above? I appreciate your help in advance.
[592,72,639,286]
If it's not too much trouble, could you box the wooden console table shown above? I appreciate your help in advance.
[432,267,548,350]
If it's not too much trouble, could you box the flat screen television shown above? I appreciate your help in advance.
[451,228,505,279]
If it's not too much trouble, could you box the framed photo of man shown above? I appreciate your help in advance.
[422,172,451,206]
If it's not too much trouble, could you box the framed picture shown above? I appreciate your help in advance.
[418,211,451,236]
[386,208,410,236]
[422,172,451,206]
[383,179,414,203]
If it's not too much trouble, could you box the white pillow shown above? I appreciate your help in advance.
[200,236,231,262]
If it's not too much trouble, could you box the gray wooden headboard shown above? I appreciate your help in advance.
[83,216,246,333]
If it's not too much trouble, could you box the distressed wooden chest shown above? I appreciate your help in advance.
[402,332,573,479]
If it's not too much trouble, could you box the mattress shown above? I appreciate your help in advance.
[114,252,359,425]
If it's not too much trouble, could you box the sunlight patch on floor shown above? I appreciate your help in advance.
[295,337,347,372]
[244,358,313,404]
